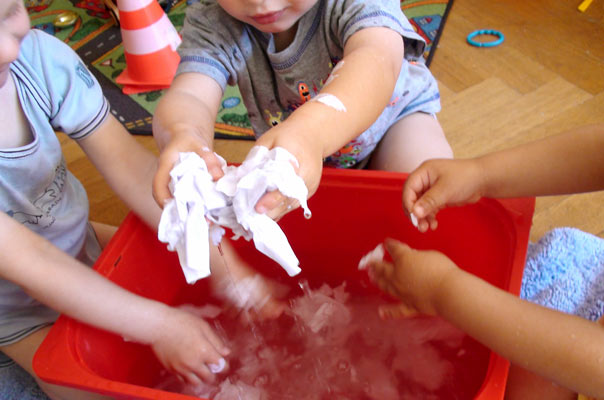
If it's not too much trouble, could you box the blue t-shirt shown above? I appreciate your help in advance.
[1,29,108,259]
[0,29,108,348]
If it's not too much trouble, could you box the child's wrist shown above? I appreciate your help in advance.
[166,123,212,149]
[135,301,173,345]
[432,264,464,316]
[472,157,491,198]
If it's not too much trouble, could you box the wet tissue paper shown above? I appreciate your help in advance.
[358,243,385,270]
[158,146,311,283]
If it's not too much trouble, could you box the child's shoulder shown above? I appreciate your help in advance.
[12,29,102,122]
[18,29,74,66]
[21,29,69,51]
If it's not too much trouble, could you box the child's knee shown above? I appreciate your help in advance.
[0,329,111,400]
[0,326,51,375]
[370,113,453,172]
[90,221,118,249]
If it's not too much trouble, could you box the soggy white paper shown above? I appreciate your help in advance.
[158,147,311,283]
[358,243,385,270]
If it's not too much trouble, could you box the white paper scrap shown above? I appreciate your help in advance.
[158,147,310,283]
[358,243,385,270]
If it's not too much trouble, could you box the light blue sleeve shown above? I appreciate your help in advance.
[21,30,109,140]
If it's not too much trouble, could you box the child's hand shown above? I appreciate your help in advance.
[150,306,230,385]
[254,126,323,221]
[153,126,224,208]
[211,259,288,323]
[217,272,288,323]
[403,159,485,232]
[254,190,302,222]
[368,238,459,318]
[210,243,288,321]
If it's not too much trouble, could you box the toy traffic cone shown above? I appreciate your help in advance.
[116,0,181,94]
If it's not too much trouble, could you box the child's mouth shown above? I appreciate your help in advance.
[251,10,284,25]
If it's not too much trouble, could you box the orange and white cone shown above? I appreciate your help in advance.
[116,0,181,94]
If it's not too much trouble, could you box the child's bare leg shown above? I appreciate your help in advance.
[0,327,111,400]
[90,221,117,249]
[505,365,575,400]
[369,112,453,172]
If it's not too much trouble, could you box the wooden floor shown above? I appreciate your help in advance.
[65,0,604,242]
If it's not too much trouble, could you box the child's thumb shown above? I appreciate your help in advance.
[412,186,448,218]
[152,167,173,208]
[384,238,412,260]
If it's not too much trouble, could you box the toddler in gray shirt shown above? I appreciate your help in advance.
[153,0,453,220]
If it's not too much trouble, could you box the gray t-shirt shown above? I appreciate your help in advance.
[178,0,441,167]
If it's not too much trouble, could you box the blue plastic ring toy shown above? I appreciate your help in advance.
[466,29,504,47]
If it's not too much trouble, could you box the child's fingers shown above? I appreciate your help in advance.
[271,198,300,221]
[427,214,439,231]
[383,238,412,260]
[402,186,419,216]
[199,323,230,357]
[153,155,176,207]
[194,350,228,383]
[416,213,438,233]
[255,191,299,220]
[403,169,448,220]
[416,217,431,233]
[171,351,219,385]
[180,372,202,386]
[259,298,287,320]
[197,147,224,181]
[240,299,285,325]
[402,164,439,214]
[255,190,284,215]
[368,261,398,297]
[367,258,392,281]
[378,303,419,320]
[412,186,449,220]
[184,363,214,385]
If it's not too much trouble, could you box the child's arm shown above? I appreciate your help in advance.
[208,242,287,320]
[369,239,604,398]
[0,211,229,384]
[77,114,162,229]
[403,124,604,231]
[254,27,405,217]
[152,72,225,206]
[77,110,288,372]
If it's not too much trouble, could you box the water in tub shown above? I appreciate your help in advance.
[156,280,486,399]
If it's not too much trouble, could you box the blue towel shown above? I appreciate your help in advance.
[521,227,604,321]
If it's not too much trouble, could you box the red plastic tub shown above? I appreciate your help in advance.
[33,168,535,399]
